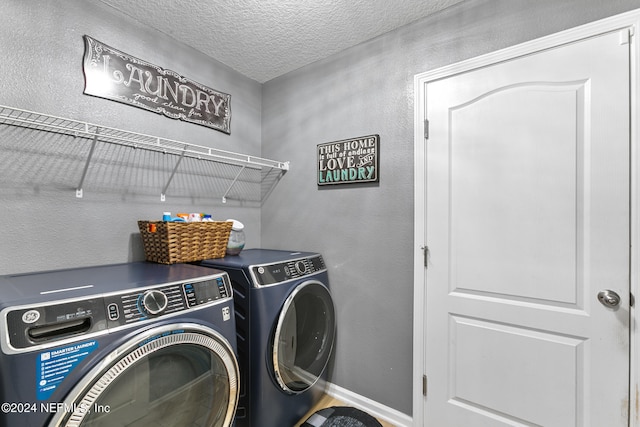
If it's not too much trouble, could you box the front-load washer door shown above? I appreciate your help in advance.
[272,280,336,394]
[48,323,239,427]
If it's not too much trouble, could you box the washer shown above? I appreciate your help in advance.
[0,262,239,427]
[199,249,336,427]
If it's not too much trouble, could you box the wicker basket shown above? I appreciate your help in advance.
[138,220,233,264]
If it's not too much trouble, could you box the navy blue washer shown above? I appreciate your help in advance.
[199,249,336,427]
[0,262,239,427]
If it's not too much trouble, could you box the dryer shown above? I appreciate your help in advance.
[199,249,336,427]
[0,262,239,427]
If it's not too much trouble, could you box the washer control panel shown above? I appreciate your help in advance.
[4,272,231,350]
[104,273,231,328]
[250,255,326,286]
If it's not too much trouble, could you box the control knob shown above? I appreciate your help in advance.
[142,290,168,315]
[295,260,308,275]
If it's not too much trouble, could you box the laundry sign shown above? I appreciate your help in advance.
[317,135,379,186]
[82,35,231,134]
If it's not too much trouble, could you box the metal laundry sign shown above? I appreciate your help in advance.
[317,135,379,186]
[82,35,231,134]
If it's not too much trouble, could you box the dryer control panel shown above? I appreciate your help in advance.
[250,254,326,287]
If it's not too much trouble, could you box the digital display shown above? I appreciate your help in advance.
[193,280,221,304]
[184,276,229,307]
[252,264,289,286]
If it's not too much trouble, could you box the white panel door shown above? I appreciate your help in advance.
[424,29,630,426]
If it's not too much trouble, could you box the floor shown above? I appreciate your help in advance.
[293,394,397,427]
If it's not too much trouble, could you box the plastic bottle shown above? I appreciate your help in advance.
[226,219,245,256]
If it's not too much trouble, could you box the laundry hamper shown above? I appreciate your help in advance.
[138,220,233,264]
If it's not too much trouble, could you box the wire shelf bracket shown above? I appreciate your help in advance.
[75,128,100,198]
[161,145,187,202]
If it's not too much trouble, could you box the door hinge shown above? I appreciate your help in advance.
[422,246,430,268]
[424,119,429,140]
[423,374,427,397]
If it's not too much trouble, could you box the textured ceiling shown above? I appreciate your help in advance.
[98,0,464,83]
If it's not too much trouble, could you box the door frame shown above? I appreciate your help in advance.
[413,9,640,427]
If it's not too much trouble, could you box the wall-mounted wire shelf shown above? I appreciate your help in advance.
[0,105,289,203]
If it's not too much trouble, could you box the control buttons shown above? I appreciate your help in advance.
[104,282,211,326]
[141,290,168,315]
[107,303,119,321]
[216,277,228,298]
[252,257,326,286]
[184,283,198,307]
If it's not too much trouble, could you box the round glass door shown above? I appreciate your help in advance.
[49,323,239,427]
[272,281,336,394]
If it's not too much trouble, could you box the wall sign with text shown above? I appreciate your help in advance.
[317,135,379,186]
[82,35,231,134]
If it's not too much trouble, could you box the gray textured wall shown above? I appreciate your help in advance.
[0,0,263,275]
[1,0,640,420]
[261,0,640,416]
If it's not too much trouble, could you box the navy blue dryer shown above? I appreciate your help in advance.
[200,249,336,427]
[0,262,240,427]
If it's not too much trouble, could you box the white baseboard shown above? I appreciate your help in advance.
[324,382,413,427]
